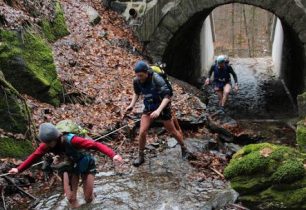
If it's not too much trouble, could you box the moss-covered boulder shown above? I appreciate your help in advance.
[0,137,33,158]
[296,121,306,153]
[0,72,28,133]
[225,143,306,209]
[0,28,62,106]
[40,1,70,42]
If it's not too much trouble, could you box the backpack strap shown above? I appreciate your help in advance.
[64,133,76,145]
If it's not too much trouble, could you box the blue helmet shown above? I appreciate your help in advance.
[217,55,226,64]
[134,61,149,73]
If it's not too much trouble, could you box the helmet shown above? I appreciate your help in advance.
[134,61,149,73]
[38,123,60,143]
[217,55,226,64]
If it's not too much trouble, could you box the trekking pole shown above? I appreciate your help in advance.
[0,173,10,178]
[0,160,45,177]
[94,119,141,142]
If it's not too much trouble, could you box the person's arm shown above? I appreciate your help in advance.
[71,136,116,159]
[150,74,171,118]
[126,79,141,112]
[128,93,139,108]
[12,144,49,173]
[205,65,214,85]
[228,66,238,84]
[208,65,214,79]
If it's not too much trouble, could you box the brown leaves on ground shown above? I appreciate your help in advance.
[260,147,273,157]
[20,0,203,136]
[189,152,228,180]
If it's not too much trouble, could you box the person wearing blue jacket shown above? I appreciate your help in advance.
[126,61,193,167]
[205,55,239,109]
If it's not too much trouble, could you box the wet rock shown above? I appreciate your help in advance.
[98,30,108,39]
[85,5,101,26]
[167,138,177,148]
[208,139,218,150]
[209,189,239,209]
[70,43,81,52]
[110,2,127,13]
[68,59,77,67]
[185,138,209,153]
[145,144,156,151]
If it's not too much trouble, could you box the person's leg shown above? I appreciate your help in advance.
[163,119,184,145]
[221,84,232,107]
[163,120,194,160]
[133,114,152,167]
[82,173,95,203]
[173,117,183,137]
[215,89,224,107]
[63,172,80,208]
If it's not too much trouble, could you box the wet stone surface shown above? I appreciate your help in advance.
[206,57,297,120]
[34,139,238,210]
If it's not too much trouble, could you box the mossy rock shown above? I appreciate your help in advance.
[230,175,272,195]
[271,159,305,184]
[40,1,70,42]
[225,143,306,209]
[240,183,306,210]
[296,121,306,153]
[0,28,62,106]
[0,137,34,158]
[0,72,28,133]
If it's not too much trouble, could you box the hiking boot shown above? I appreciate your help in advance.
[133,151,145,167]
[181,146,196,160]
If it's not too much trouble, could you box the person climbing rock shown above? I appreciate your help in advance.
[8,123,123,208]
[205,55,239,109]
[125,61,193,167]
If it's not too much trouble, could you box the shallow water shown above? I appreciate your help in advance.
[207,57,297,119]
[34,140,238,210]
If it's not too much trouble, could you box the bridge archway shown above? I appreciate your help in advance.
[141,0,306,97]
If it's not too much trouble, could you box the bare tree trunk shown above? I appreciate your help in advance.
[251,6,256,57]
[231,3,235,56]
[243,5,252,57]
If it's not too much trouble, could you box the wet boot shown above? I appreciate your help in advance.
[133,151,145,167]
[181,146,196,161]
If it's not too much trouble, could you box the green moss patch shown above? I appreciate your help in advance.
[40,1,69,42]
[0,29,62,106]
[0,137,33,158]
[296,121,306,153]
